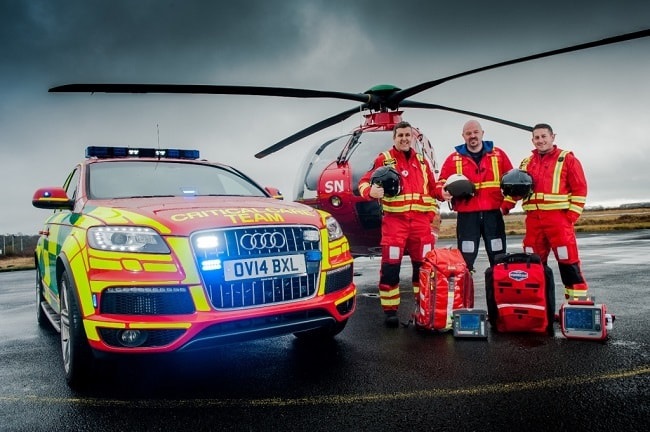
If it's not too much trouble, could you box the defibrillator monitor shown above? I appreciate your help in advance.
[560,302,612,341]
[452,309,488,339]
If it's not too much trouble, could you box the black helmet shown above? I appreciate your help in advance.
[444,174,475,199]
[501,169,534,197]
[370,166,401,197]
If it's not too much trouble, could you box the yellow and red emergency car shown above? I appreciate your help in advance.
[32,146,356,388]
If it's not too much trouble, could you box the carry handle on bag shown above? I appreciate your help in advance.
[494,252,542,268]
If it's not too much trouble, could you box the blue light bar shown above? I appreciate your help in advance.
[85,146,200,159]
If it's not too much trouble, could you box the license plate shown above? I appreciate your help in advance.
[223,254,307,281]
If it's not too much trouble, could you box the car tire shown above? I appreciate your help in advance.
[35,264,50,329]
[60,270,93,388]
[293,319,348,340]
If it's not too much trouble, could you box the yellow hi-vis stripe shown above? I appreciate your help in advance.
[551,151,570,193]
[565,286,589,299]
[380,286,400,307]
[490,153,500,181]
[455,152,500,191]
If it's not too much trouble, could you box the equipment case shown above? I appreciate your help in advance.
[559,300,612,341]
[485,252,555,334]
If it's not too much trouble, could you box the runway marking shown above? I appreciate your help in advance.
[1,365,648,408]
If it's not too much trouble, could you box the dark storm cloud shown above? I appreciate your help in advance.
[4,0,648,86]
[1,0,329,83]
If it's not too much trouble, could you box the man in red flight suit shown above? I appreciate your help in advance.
[358,121,439,327]
[502,123,589,299]
[436,119,514,271]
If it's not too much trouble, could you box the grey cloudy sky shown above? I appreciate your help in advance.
[1,0,649,234]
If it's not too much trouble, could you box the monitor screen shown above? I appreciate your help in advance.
[459,313,481,330]
[564,307,595,330]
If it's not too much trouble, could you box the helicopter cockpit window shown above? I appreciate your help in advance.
[347,131,395,194]
[295,134,352,200]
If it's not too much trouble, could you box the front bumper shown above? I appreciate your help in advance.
[83,283,356,354]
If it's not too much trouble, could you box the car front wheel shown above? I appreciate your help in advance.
[60,270,93,388]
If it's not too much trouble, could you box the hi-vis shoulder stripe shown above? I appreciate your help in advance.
[382,151,396,166]
[551,151,570,193]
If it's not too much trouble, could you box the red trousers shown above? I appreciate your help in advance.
[523,210,588,299]
[378,212,435,311]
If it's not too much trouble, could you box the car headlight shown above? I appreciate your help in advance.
[87,226,170,253]
[325,216,344,242]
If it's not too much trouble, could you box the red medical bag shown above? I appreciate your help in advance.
[485,252,555,334]
[415,248,474,331]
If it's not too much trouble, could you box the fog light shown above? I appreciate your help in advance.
[119,329,148,347]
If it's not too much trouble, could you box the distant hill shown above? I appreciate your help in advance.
[440,201,650,218]
[438,204,650,238]
[590,202,650,210]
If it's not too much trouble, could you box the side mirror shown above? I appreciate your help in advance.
[32,187,74,210]
[265,187,284,200]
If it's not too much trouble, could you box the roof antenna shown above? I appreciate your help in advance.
[156,124,162,160]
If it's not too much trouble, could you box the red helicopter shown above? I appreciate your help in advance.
[49,29,649,256]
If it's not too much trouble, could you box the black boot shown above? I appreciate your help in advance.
[384,310,399,328]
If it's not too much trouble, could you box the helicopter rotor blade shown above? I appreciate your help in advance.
[254,106,363,159]
[47,28,648,157]
[390,28,650,104]
[400,100,532,132]
[49,83,371,104]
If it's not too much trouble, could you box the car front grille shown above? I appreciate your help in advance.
[191,225,321,309]
[100,286,195,315]
[324,263,354,294]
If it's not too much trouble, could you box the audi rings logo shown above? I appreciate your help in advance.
[239,232,287,251]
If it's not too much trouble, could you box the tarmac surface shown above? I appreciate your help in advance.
[0,230,648,431]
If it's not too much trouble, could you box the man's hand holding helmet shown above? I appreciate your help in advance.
[443,174,476,201]
[370,166,401,198]
[369,183,385,199]
[440,188,453,201]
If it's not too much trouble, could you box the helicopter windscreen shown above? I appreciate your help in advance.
[294,134,352,200]
[347,132,395,194]
[348,130,439,192]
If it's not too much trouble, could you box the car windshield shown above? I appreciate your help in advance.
[88,160,267,199]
